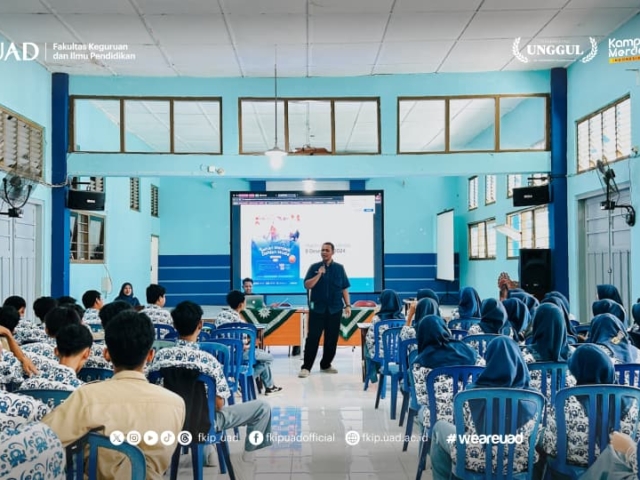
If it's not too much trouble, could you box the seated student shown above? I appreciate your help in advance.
[19,323,92,392]
[42,310,186,480]
[406,288,441,325]
[365,289,405,359]
[0,306,21,352]
[20,306,83,359]
[430,337,540,479]
[628,302,640,347]
[590,313,640,364]
[0,422,65,480]
[13,296,57,345]
[467,298,514,337]
[502,297,531,343]
[451,286,482,321]
[540,344,640,471]
[412,315,483,433]
[0,390,51,430]
[114,282,141,307]
[216,291,282,395]
[82,301,133,371]
[593,298,627,326]
[81,290,104,324]
[141,284,172,325]
[148,300,273,466]
[541,292,579,341]
[399,297,438,342]
[597,284,625,306]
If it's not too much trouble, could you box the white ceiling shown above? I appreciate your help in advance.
[0,0,637,77]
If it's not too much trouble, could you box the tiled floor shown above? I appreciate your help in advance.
[171,345,431,479]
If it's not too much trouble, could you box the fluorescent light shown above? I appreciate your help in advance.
[495,224,521,242]
[265,147,287,169]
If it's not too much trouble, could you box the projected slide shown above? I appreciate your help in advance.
[436,209,455,281]
[231,191,384,294]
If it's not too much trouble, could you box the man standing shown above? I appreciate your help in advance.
[299,242,350,378]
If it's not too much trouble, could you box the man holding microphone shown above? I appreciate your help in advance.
[299,242,351,378]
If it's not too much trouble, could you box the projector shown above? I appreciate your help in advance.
[600,200,616,211]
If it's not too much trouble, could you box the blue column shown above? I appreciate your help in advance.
[549,68,569,298]
[350,180,366,190]
[249,181,266,192]
[51,73,70,297]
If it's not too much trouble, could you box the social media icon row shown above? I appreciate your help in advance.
[109,430,192,447]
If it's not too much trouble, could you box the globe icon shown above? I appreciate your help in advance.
[345,430,360,446]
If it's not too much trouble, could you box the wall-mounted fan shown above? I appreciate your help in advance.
[596,159,635,226]
[0,173,37,218]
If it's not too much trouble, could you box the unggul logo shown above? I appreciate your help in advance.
[512,37,597,64]
[608,38,640,63]
[0,42,39,62]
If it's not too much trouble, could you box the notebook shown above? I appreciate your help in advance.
[245,295,265,309]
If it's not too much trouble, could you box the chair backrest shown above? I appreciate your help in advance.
[212,326,257,375]
[452,387,545,480]
[449,318,480,331]
[202,338,244,386]
[399,337,418,392]
[552,385,640,473]
[216,322,257,333]
[87,432,146,480]
[462,334,502,358]
[614,363,640,387]
[18,389,72,408]
[354,300,377,307]
[202,322,216,332]
[425,365,485,432]
[197,330,211,342]
[152,340,176,353]
[527,362,568,424]
[381,327,403,370]
[153,324,178,340]
[407,349,420,409]
[198,342,231,378]
[372,319,406,363]
[449,329,469,340]
[78,368,114,382]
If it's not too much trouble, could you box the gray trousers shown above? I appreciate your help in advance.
[215,399,273,452]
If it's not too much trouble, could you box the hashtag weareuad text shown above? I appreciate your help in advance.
[446,433,524,445]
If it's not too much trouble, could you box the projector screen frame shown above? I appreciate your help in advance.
[436,208,456,282]
[229,189,385,295]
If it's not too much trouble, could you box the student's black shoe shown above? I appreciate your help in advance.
[264,386,283,395]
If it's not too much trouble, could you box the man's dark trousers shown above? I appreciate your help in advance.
[302,309,342,370]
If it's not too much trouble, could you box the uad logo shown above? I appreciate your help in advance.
[0,42,39,61]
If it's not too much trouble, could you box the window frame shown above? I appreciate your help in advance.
[0,104,45,180]
[151,184,159,218]
[485,174,497,205]
[506,174,522,198]
[468,218,496,260]
[130,177,140,212]
[70,211,106,264]
[468,176,479,211]
[505,205,549,259]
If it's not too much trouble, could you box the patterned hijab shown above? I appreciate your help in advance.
[527,303,571,362]
[376,289,404,320]
[415,315,478,369]
[502,298,531,337]
[589,313,637,364]
[412,298,439,327]
[458,286,482,319]
[479,298,510,335]
[597,284,624,306]
[592,299,626,326]
[469,337,536,433]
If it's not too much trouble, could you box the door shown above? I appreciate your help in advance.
[581,189,632,321]
[150,235,159,284]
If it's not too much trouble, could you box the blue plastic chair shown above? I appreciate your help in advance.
[202,338,244,404]
[449,329,469,340]
[203,322,217,332]
[570,319,580,329]
[197,330,211,342]
[614,364,640,387]
[448,318,480,331]
[398,337,418,428]
[78,367,114,382]
[211,327,257,402]
[18,389,71,408]
[451,388,545,480]
[364,319,406,391]
[87,432,146,480]
[462,334,501,358]
[548,385,640,479]
[415,365,485,479]
[527,362,568,425]
[375,327,403,420]
[403,349,420,452]
[154,323,179,340]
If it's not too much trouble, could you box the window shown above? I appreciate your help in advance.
[577,96,631,173]
[468,176,478,210]
[151,184,159,217]
[485,175,496,205]
[506,205,549,258]
[469,219,496,260]
[70,212,105,263]
[0,107,44,180]
[507,174,522,198]
[130,177,140,211]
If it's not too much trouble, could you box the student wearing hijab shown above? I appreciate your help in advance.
[589,313,639,364]
[400,297,439,342]
[592,299,627,327]
[115,282,141,307]
[597,284,624,306]
[467,298,514,337]
[502,297,531,342]
[364,289,404,380]
[628,303,640,347]
[509,290,540,315]
[541,293,577,337]
[411,315,482,434]
[541,344,639,471]
[430,337,540,479]
[456,287,482,319]
[406,288,441,325]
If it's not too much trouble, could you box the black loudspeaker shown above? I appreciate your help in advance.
[519,248,552,298]
[67,190,105,211]
[513,185,550,207]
